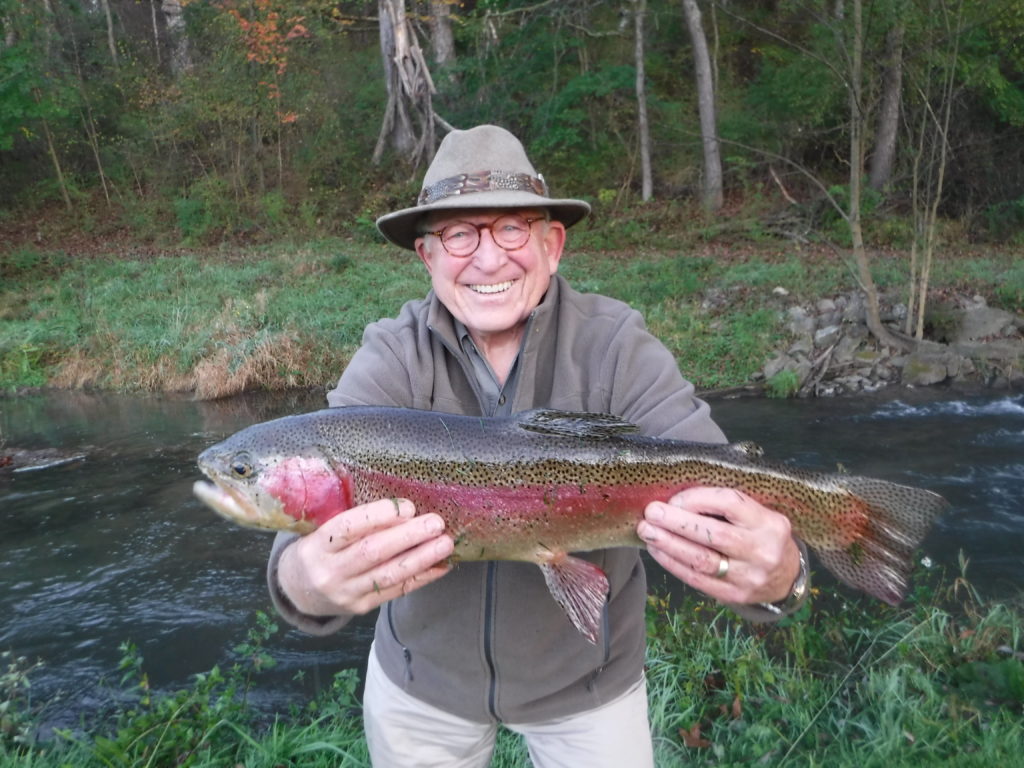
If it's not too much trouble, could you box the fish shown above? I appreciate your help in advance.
[193,406,948,644]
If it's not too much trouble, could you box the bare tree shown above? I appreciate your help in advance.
[632,0,652,201]
[847,0,906,350]
[373,0,437,169]
[906,0,962,340]
[682,0,723,212]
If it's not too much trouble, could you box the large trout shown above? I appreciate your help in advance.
[193,406,947,643]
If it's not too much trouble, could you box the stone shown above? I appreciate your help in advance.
[814,324,842,349]
[787,306,817,336]
[954,305,1022,342]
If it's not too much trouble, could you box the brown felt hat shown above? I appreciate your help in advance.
[376,125,591,250]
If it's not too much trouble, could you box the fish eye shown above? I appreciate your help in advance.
[230,453,254,478]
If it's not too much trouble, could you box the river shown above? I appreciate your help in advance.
[1,387,1021,734]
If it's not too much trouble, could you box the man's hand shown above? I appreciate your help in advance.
[637,487,800,605]
[277,498,455,617]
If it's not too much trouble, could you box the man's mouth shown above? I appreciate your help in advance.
[468,280,515,295]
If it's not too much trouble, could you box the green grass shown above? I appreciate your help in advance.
[2,240,1023,395]
[2,568,1022,767]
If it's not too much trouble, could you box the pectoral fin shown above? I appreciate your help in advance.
[539,556,610,645]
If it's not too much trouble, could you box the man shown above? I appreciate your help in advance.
[267,125,807,767]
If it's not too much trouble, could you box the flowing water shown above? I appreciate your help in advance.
[1,387,1022,734]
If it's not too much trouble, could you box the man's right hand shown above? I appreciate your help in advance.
[276,498,454,617]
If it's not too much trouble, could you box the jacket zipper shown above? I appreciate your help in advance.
[386,602,414,684]
[483,561,499,720]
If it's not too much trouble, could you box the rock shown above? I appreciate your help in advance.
[900,344,970,386]
[954,305,1022,342]
[814,324,842,348]
[786,306,817,336]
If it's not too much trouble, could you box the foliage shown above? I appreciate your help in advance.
[0,0,1022,243]
[2,569,1023,767]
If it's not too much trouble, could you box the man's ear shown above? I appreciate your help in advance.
[415,237,434,274]
[543,220,567,273]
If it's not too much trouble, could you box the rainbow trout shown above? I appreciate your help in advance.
[193,406,947,643]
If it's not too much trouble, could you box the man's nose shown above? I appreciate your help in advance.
[472,227,509,269]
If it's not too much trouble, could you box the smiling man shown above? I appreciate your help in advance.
[267,125,807,768]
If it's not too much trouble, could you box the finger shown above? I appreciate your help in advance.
[336,512,449,578]
[645,544,744,604]
[348,537,455,613]
[665,486,766,528]
[638,514,732,579]
[316,497,417,551]
[642,500,743,557]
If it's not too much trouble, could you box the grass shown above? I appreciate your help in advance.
[2,565,1021,767]
[2,238,1023,396]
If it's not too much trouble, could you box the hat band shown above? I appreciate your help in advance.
[417,171,549,206]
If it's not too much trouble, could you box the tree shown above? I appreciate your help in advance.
[632,0,652,201]
[373,0,437,169]
[428,0,456,78]
[682,0,723,212]
[868,23,903,190]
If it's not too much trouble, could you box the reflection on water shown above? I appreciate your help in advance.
[1,387,1022,733]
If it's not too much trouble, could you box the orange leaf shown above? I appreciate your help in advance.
[679,723,712,749]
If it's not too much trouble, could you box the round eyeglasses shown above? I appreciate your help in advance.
[424,214,545,257]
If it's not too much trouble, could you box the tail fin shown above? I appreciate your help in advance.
[816,476,949,605]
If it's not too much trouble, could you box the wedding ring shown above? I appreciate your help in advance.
[714,554,730,579]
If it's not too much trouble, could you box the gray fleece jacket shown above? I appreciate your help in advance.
[267,275,788,724]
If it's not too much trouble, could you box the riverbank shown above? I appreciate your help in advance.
[4,579,1022,766]
[2,239,1023,399]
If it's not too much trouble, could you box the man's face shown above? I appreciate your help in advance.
[414,208,566,343]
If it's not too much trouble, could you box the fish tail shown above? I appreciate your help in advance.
[815,476,949,605]
[539,557,610,645]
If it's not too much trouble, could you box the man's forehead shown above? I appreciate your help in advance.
[421,207,546,227]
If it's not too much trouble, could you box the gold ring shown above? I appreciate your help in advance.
[714,554,730,579]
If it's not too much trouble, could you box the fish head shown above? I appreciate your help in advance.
[193,419,353,534]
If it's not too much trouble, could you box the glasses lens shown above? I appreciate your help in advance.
[440,222,479,256]
[491,215,533,249]
[439,216,535,256]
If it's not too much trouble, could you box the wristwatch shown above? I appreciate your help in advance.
[755,542,810,617]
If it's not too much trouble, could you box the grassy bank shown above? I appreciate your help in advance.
[3,238,1023,398]
[3,572,1022,767]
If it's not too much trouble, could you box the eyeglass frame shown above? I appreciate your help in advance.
[420,213,548,257]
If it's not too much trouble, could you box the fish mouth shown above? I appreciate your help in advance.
[193,477,311,533]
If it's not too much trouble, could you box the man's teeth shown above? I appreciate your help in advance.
[469,280,514,294]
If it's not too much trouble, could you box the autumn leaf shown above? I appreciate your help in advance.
[679,723,712,749]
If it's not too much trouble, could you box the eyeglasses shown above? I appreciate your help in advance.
[424,214,545,257]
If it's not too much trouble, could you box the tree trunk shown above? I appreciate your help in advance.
[868,24,903,190]
[373,0,437,169]
[98,0,118,65]
[150,0,162,67]
[848,0,904,350]
[681,0,723,212]
[428,0,456,80]
[633,0,652,201]
[161,0,192,74]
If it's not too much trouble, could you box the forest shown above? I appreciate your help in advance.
[2,0,1023,250]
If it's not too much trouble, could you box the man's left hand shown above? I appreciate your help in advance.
[637,487,800,605]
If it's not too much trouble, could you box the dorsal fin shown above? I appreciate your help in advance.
[516,409,640,439]
[730,440,764,458]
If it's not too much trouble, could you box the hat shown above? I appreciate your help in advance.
[376,125,591,250]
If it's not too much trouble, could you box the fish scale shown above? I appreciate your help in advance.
[193,406,948,644]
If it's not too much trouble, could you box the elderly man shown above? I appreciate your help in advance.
[268,125,807,767]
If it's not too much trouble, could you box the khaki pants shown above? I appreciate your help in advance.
[363,644,655,768]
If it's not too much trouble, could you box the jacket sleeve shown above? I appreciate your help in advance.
[600,306,809,621]
[601,307,726,443]
[268,318,418,634]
